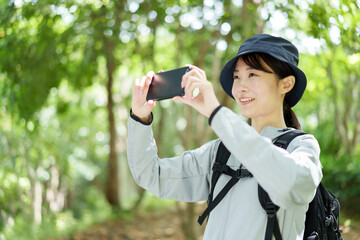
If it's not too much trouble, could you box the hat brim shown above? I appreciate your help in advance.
[220,51,307,107]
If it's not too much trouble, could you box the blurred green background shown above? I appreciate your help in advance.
[0,0,359,239]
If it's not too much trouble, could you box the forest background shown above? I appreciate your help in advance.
[0,0,359,239]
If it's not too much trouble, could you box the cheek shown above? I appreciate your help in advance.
[259,85,282,105]
[231,82,238,97]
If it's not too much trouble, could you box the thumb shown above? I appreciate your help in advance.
[172,96,187,104]
[146,100,156,109]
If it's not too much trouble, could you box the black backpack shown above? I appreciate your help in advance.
[198,130,343,240]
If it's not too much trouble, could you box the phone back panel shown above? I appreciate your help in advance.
[146,67,189,101]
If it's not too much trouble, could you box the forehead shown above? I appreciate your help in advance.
[233,55,274,74]
[233,57,257,73]
[234,57,247,71]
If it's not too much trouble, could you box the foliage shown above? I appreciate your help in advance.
[2,187,113,240]
[0,81,111,238]
[0,0,359,239]
[321,154,360,217]
[284,0,360,217]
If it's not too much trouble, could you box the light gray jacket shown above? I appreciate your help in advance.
[127,107,323,240]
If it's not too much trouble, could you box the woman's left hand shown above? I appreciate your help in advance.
[173,65,220,118]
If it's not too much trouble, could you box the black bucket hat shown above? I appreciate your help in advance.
[220,34,307,107]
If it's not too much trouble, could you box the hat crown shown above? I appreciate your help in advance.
[237,34,299,66]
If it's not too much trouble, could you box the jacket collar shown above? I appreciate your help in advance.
[260,126,295,140]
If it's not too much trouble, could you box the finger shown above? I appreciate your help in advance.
[140,76,146,88]
[186,64,206,79]
[192,87,200,98]
[138,76,147,95]
[185,76,198,99]
[146,71,155,86]
[138,71,154,95]
[185,66,204,81]
[135,78,141,87]
[181,73,188,89]
[173,96,188,105]
[146,71,155,79]
[133,78,140,97]
[186,64,203,73]
[188,82,202,99]
[182,66,195,88]
[146,99,156,109]
[172,96,183,103]
[134,78,142,93]
[146,75,153,86]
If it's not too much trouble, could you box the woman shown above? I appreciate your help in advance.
[127,34,322,239]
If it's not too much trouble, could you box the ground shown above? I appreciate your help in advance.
[49,207,360,240]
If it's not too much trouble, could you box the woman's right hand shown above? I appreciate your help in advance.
[131,71,156,122]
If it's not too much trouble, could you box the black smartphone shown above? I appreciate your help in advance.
[146,66,191,101]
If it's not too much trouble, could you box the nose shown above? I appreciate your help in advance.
[237,78,249,91]
[239,83,248,92]
[232,78,248,97]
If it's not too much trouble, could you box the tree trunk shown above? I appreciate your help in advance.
[47,166,63,212]
[177,202,199,239]
[105,39,120,207]
[174,27,215,240]
[326,57,359,156]
[32,175,42,225]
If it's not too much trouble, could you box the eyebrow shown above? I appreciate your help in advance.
[233,67,254,73]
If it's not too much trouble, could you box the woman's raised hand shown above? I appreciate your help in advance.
[131,71,156,122]
[173,65,220,118]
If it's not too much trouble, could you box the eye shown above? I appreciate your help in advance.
[249,72,257,78]
[233,75,240,80]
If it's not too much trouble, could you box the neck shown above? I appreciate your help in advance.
[250,111,287,133]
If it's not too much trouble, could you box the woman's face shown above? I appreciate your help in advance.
[231,57,284,120]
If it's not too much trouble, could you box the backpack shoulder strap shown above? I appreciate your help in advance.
[198,141,253,225]
[210,141,231,200]
[259,130,307,240]
[273,129,307,148]
[259,184,282,240]
[197,141,230,225]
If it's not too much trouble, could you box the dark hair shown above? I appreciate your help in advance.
[241,53,302,130]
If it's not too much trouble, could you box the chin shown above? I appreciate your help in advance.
[239,110,253,119]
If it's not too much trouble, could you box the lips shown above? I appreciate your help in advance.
[239,97,255,103]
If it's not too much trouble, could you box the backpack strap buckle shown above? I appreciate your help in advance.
[265,202,277,217]
[212,162,227,173]
[235,168,242,179]
[325,215,334,227]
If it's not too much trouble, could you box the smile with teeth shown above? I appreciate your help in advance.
[240,98,255,102]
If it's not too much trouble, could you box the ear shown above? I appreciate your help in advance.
[280,75,295,94]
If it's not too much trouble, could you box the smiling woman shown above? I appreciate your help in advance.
[128,34,323,240]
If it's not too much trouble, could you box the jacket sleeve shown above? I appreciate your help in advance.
[210,107,323,209]
[127,115,220,202]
